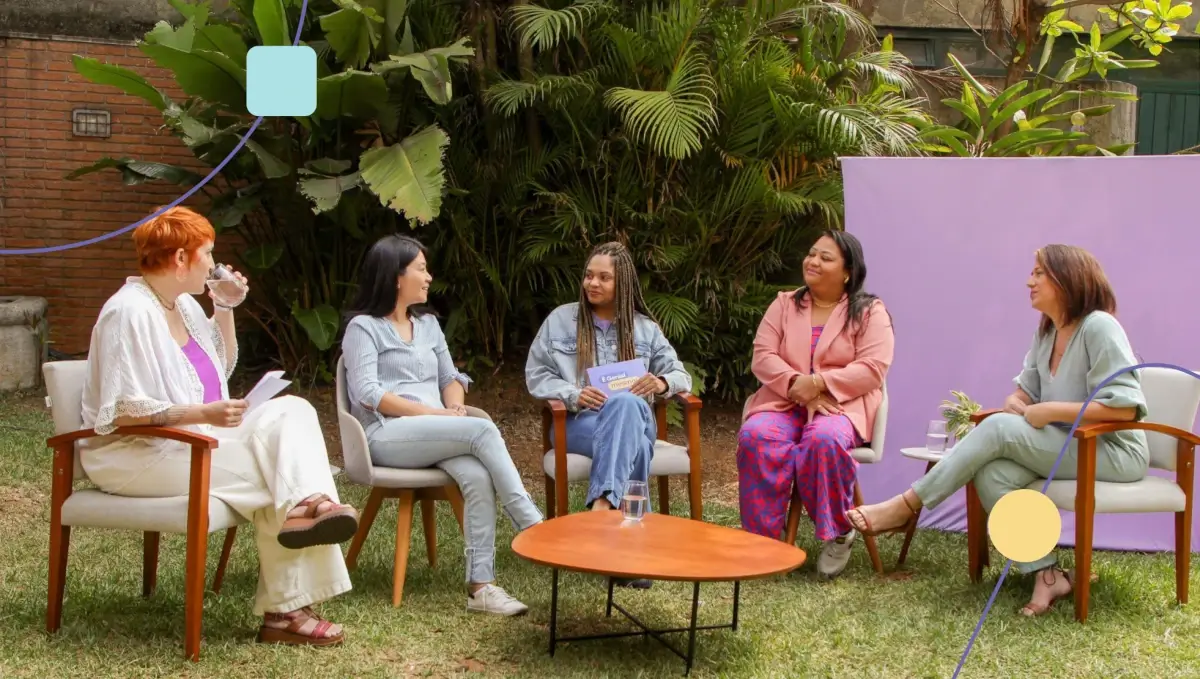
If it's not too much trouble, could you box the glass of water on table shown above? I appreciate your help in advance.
[622,480,649,521]
[926,419,949,453]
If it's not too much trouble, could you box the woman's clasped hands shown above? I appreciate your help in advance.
[789,374,842,417]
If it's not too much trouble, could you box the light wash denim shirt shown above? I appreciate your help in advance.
[342,313,473,438]
[525,302,691,411]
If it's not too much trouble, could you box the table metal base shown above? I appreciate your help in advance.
[547,569,740,675]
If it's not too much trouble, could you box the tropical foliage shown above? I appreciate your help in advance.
[423,0,935,399]
[68,0,936,401]
[919,0,1192,157]
[69,0,472,380]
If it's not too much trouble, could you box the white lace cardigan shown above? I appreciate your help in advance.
[80,277,237,440]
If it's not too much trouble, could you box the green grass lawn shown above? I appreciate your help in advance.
[2,392,1198,678]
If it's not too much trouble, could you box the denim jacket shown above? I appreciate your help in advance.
[525,303,692,412]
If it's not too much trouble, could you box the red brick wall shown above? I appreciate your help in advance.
[1,34,229,355]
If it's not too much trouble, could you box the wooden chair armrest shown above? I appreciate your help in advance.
[46,425,218,540]
[670,392,703,411]
[47,425,219,449]
[970,409,1002,424]
[1073,421,1200,446]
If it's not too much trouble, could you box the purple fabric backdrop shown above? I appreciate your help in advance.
[842,155,1200,553]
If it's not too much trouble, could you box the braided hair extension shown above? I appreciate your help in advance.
[576,241,657,377]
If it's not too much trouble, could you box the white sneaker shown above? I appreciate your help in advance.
[817,529,857,579]
[467,584,529,616]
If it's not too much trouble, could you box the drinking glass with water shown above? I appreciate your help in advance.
[207,263,248,308]
[621,480,649,521]
[926,419,949,453]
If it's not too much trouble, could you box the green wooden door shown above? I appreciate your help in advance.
[1136,90,1200,155]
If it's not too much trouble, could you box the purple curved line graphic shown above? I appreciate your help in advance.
[0,0,311,256]
[952,362,1200,677]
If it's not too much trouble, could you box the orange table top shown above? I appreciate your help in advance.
[511,511,807,582]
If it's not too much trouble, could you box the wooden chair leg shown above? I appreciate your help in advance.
[1177,441,1194,606]
[687,471,702,521]
[346,487,385,570]
[966,482,985,584]
[853,482,884,575]
[1177,510,1191,605]
[657,476,670,515]
[543,475,556,519]
[554,475,569,518]
[421,498,438,569]
[183,516,210,662]
[784,493,802,545]
[1074,441,1097,623]
[142,531,161,598]
[392,490,416,608]
[46,523,70,633]
[444,483,465,533]
[47,445,73,634]
[211,527,237,594]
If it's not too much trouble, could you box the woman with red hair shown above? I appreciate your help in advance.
[79,206,357,647]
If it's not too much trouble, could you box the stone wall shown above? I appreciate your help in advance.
[0,0,180,41]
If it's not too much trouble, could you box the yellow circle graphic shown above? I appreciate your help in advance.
[987,489,1062,563]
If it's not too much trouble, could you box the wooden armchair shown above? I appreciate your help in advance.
[965,366,1200,622]
[43,360,243,662]
[540,393,703,519]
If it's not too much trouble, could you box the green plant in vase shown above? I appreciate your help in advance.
[941,390,982,447]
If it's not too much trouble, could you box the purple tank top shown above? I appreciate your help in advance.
[181,338,222,404]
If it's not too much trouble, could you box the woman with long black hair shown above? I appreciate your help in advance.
[737,230,894,579]
[341,234,543,617]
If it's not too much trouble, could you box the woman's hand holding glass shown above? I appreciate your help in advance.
[207,263,250,309]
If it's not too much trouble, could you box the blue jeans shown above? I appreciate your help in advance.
[368,414,544,584]
[562,391,657,509]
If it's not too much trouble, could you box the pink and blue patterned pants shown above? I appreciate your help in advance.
[736,408,861,542]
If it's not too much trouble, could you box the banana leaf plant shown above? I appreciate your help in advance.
[65,0,474,374]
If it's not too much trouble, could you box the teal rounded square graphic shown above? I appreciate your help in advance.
[246,45,317,117]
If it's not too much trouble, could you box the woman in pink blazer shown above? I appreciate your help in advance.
[738,230,894,578]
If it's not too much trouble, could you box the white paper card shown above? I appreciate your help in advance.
[244,370,291,412]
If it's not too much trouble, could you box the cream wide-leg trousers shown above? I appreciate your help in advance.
[83,395,352,615]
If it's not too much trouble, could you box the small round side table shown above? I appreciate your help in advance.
[897,447,947,567]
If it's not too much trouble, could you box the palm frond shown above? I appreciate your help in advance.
[508,0,613,53]
[603,44,717,159]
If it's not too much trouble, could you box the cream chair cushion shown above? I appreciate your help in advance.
[543,440,691,481]
[1035,476,1187,514]
[61,491,244,532]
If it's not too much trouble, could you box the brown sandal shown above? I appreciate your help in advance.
[846,494,919,537]
[1019,567,1099,617]
[257,606,344,647]
[277,493,360,550]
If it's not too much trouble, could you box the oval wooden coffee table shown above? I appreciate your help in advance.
[512,511,806,675]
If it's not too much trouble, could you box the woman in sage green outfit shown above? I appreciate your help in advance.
[848,244,1148,617]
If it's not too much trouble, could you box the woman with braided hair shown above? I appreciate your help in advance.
[525,242,692,587]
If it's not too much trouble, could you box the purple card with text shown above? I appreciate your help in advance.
[586,359,648,397]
